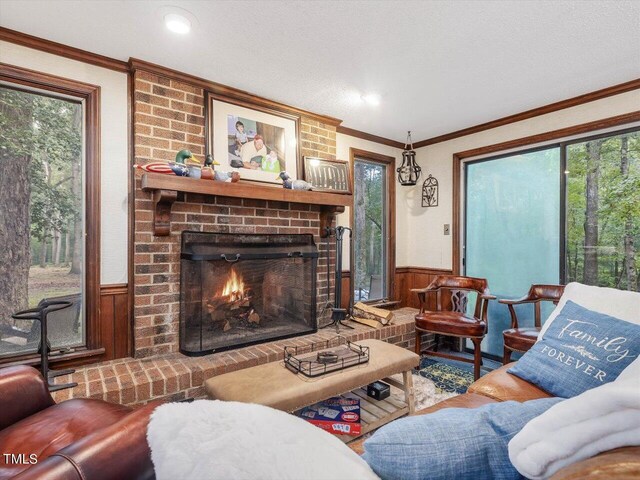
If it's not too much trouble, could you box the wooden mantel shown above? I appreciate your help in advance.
[140,173,352,236]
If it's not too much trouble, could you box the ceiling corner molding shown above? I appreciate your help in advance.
[0,26,129,73]
[453,110,640,160]
[128,58,343,128]
[413,78,640,149]
[336,125,405,149]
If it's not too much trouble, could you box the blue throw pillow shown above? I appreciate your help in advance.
[362,398,562,480]
[508,300,640,398]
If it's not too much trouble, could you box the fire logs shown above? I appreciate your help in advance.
[352,302,394,327]
[248,310,260,325]
[206,292,261,331]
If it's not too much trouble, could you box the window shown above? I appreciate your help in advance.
[0,66,100,364]
[351,149,395,302]
[0,86,84,357]
[565,130,639,291]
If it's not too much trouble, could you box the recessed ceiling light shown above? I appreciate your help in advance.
[165,13,191,34]
[361,94,381,106]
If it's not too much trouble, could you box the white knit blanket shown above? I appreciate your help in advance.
[509,361,640,479]
[147,399,379,480]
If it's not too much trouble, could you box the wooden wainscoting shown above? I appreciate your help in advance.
[340,267,454,309]
[395,267,454,309]
[100,284,130,360]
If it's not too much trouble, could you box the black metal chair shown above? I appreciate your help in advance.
[1,293,81,351]
[10,298,78,391]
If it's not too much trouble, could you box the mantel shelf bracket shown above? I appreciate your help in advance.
[320,206,345,238]
[152,189,178,236]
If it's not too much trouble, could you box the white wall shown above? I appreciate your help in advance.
[0,41,129,285]
[335,133,403,270]
[404,89,640,271]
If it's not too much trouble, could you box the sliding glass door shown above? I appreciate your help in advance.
[464,127,639,358]
[465,147,561,357]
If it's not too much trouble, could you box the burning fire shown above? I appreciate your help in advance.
[222,268,245,301]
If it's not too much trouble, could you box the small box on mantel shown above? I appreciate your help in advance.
[297,397,361,436]
[367,381,390,401]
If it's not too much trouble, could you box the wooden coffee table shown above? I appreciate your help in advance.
[205,339,419,440]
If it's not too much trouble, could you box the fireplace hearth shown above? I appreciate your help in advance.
[179,231,318,355]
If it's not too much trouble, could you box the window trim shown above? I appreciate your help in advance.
[349,148,397,302]
[0,62,102,366]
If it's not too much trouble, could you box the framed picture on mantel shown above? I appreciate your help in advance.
[205,92,301,185]
[303,157,352,194]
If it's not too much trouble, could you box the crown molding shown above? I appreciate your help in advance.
[413,78,640,148]
[0,26,129,73]
[336,125,405,149]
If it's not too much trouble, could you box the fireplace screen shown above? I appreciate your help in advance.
[180,232,318,355]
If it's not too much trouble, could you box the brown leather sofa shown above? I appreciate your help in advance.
[350,363,640,479]
[0,366,159,480]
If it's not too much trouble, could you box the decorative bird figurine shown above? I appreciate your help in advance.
[214,171,241,182]
[278,171,312,190]
[168,163,190,176]
[202,154,221,180]
[204,154,220,168]
[175,149,195,164]
[173,149,203,178]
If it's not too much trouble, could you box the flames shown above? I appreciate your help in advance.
[222,268,244,301]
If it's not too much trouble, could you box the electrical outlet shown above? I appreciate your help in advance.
[444,224,450,235]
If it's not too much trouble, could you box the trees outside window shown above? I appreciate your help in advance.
[0,86,85,357]
[353,159,387,301]
[566,130,639,291]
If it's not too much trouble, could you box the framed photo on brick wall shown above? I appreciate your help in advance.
[205,92,301,185]
[303,157,352,194]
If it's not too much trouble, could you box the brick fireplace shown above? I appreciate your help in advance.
[132,67,340,358]
[134,189,337,358]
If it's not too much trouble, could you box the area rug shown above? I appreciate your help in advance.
[417,357,476,394]
[388,373,457,410]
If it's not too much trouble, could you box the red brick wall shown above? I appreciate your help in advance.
[132,69,338,358]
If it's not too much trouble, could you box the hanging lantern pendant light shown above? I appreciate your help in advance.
[397,130,421,186]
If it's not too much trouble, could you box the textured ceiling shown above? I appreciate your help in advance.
[1,0,639,141]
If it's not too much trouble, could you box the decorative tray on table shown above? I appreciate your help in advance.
[283,336,370,378]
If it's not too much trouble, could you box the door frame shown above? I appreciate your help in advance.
[349,148,396,301]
